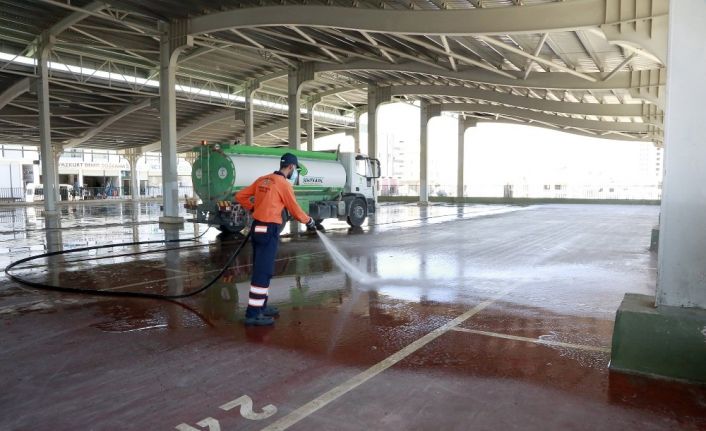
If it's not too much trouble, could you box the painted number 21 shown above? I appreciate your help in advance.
[175,395,277,430]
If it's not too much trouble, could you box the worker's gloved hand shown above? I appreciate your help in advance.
[306,217,316,230]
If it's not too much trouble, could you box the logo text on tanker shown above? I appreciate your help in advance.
[302,176,324,184]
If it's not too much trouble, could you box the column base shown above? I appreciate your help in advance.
[650,225,660,252]
[158,216,184,225]
[610,293,706,383]
[417,201,429,206]
[288,220,301,236]
[44,211,61,229]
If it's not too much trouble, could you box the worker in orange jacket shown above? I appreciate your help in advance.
[236,152,315,326]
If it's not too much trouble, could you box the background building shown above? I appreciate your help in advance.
[0,145,192,201]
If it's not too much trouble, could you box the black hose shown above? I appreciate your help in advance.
[4,228,252,300]
[4,205,490,300]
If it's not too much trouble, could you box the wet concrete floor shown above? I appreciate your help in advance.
[1,201,705,430]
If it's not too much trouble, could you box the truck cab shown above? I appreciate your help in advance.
[334,152,380,226]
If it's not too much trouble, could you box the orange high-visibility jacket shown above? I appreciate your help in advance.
[235,171,309,224]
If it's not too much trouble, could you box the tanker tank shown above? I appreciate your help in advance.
[192,144,346,203]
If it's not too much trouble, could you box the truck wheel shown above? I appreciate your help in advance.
[347,198,366,227]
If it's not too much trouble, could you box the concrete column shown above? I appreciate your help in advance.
[367,87,378,159]
[158,20,192,224]
[609,0,706,384]
[419,101,429,203]
[53,148,61,201]
[244,81,260,146]
[419,102,441,204]
[286,64,314,233]
[37,32,57,215]
[457,117,477,199]
[354,110,362,153]
[457,119,465,199]
[657,0,706,309]
[367,86,391,159]
[288,68,301,150]
[305,98,320,151]
[127,152,140,200]
[163,226,184,308]
[287,67,303,234]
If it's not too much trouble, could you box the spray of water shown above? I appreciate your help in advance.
[315,230,446,289]
[315,230,377,285]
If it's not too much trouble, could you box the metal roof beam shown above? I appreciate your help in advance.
[0,77,31,111]
[476,35,597,82]
[440,36,457,71]
[392,34,516,79]
[62,98,152,149]
[69,26,154,65]
[314,60,665,91]
[543,33,580,71]
[316,28,447,71]
[250,28,375,64]
[140,103,352,153]
[255,119,289,137]
[189,2,608,36]
[575,30,605,72]
[390,85,643,117]
[140,109,234,153]
[360,31,396,63]
[303,84,366,101]
[229,29,295,67]
[26,1,109,57]
[522,33,548,79]
[289,26,342,63]
[35,0,158,35]
[253,118,348,140]
[603,52,638,81]
[440,103,650,133]
[44,1,108,37]
[474,118,643,141]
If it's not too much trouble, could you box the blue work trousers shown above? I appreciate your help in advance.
[245,221,280,318]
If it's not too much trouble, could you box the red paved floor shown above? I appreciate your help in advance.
[1,203,705,430]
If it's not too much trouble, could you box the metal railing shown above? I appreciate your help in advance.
[379,183,662,200]
[19,186,195,201]
[0,187,25,201]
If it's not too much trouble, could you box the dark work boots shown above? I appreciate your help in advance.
[244,313,274,326]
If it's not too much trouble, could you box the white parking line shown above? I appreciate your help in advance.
[450,327,611,353]
[260,287,513,431]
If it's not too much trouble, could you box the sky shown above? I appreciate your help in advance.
[315,102,662,189]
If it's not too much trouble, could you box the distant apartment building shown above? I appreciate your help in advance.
[638,145,664,184]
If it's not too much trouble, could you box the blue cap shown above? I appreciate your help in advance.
[280,152,299,168]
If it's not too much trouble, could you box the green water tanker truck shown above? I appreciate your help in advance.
[188,143,381,233]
